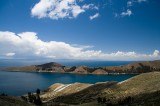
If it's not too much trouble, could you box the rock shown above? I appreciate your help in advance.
[92,69,108,74]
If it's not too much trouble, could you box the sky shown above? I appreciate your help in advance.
[0,0,160,61]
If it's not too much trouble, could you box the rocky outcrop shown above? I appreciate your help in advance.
[92,69,108,74]
[72,66,89,74]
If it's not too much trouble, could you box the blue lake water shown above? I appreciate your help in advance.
[0,71,137,96]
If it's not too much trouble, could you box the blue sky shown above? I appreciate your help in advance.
[0,0,160,60]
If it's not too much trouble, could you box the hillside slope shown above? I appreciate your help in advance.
[0,96,33,106]
[42,72,160,105]
[102,71,160,99]
[41,83,92,102]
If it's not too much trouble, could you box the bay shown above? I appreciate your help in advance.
[0,71,137,96]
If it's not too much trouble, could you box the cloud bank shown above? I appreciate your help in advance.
[0,31,159,60]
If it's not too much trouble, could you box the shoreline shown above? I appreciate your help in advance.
[0,60,159,75]
[0,70,140,75]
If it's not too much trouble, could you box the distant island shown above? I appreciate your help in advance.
[0,60,160,74]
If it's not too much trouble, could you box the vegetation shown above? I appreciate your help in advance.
[27,89,42,105]
[41,72,160,106]
[0,96,32,106]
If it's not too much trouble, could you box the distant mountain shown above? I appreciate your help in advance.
[1,60,160,74]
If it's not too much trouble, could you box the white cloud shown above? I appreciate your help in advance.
[31,0,147,19]
[137,0,147,3]
[89,13,99,20]
[82,4,99,10]
[152,50,160,57]
[113,0,147,18]
[127,1,132,7]
[127,0,147,7]
[121,9,132,17]
[0,31,159,60]
[31,0,85,19]
[5,53,15,57]
[31,0,98,20]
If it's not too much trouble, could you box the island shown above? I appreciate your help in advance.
[1,60,160,74]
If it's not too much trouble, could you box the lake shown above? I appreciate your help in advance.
[0,71,137,96]
[0,60,136,68]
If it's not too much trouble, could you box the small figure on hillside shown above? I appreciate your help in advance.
[102,97,107,103]
[28,92,31,101]
[35,94,42,105]
[36,88,41,95]
[35,88,42,105]
[28,89,42,105]
[97,97,102,103]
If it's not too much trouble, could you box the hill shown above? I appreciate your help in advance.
[41,72,160,105]
[101,72,160,105]
[0,96,33,106]
[1,60,160,74]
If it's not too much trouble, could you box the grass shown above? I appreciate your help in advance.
[43,72,160,105]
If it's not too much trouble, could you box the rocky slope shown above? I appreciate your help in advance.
[1,60,160,74]
[42,72,160,106]
[41,83,92,102]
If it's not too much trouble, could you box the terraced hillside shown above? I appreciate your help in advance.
[101,72,160,105]
[42,72,160,106]
[41,83,92,102]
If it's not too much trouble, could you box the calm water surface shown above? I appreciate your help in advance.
[0,71,137,96]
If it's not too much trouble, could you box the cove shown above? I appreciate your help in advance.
[0,71,137,96]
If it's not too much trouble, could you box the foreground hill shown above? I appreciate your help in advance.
[0,96,33,106]
[42,72,160,106]
[1,60,160,74]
